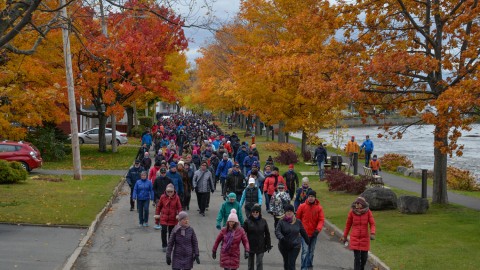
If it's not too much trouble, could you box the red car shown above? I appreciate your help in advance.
[0,141,43,171]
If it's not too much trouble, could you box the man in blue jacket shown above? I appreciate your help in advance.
[166,162,184,199]
[235,145,249,175]
[360,135,374,167]
[216,153,233,198]
[126,160,144,211]
[133,171,154,227]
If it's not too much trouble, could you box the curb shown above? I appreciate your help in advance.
[61,174,127,270]
[323,219,390,270]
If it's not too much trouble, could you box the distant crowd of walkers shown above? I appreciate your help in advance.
[125,113,376,270]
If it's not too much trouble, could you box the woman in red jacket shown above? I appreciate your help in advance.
[155,183,182,252]
[341,197,376,270]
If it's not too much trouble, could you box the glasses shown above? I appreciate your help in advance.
[278,188,284,190]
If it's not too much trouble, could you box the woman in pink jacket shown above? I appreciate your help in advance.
[212,209,250,270]
[341,197,376,270]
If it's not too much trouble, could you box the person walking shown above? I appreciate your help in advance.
[235,145,249,175]
[141,151,152,172]
[314,143,328,180]
[216,193,244,229]
[239,178,263,218]
[369,155,381,175]
[294,178,312,212]
[243,151,259,177]
[166,162,184,201]
[152,168,173,229]
[166,211,200,269]
[341,197,376,270]
[275,204,310,270]
[268,183,291,230]
[263,167,287,212]
[178,161,192,210]
[345,136,360,167]
[141,130,153,151]
[193,161,215,216]
[212,209,250,270]
[243,204,271,270]
[360,135,374,167]
[155,183,182,252]
[132,171,154,227]
[296,190,325,270]
[225,163,246,201]
[216,153,233,198]
[283,164,299,200]
[126,160,144,211]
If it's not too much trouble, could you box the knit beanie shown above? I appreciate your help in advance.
[177,211,188,222]
[227,192,236,200]
[283,204,294,212]
[302,177,309,183]
[251,204,261,213]
[227,209,239,223]
[307,190,317,198]
[166,183,175,192]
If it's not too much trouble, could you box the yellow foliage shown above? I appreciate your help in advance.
[447,166,479,191]
[263,142,296,152]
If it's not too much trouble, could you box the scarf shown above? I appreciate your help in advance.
[171,222,190,237]
[352,204,369,215]
[222,228,236,253]
[284,216,296,224]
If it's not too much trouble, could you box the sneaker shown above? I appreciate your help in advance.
[201,212,205,217]
[130,208,134,211]
[154,224,162,230]
[162,247,167,253]
[139,223,143,227]
[143,223,149,227]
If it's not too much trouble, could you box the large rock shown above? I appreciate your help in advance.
[361,187,398,210]
[403,168,414,177]
[398,196,429,214]
[396,166,409,174]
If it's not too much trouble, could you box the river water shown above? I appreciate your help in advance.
[292,124,480,178]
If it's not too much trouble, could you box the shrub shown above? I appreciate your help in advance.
[379,153,414,171]
[0,160,28,184]
[264,142,296,152]
[274,149,299,165]
[26,123,70,161]
[131,125,146,138]
[138,117,153,128]
[447,166,479,191]
[325,170,368,194]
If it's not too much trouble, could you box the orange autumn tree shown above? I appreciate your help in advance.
[339,0,480,204]
[72,1,188,151]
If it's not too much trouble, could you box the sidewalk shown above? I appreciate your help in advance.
[73,182,371,270]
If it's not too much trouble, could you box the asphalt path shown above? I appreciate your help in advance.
[74,183,363,270]
[0,224,86,270]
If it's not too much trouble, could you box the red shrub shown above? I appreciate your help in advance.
[274,149,299,165]
[325,170,368,194]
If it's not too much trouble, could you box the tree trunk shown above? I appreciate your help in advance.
[98,113,107,152]
[126,106,134,135]
[432,126,449,204]
[301,130,307,157]
[277,121,286,143]
[265,125,270,141]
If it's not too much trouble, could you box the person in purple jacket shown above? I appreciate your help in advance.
[166,211,200,269]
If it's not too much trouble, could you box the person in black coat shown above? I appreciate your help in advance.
[126,160,144,211]
[275,204,310,270]
[243,204,271,270]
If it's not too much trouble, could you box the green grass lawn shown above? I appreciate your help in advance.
[0,174,122,226]
[228,124,480,269]
[41,144,139,170]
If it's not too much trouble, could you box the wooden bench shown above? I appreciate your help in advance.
[363,166,384,187]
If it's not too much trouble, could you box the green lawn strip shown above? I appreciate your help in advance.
[306,179,480,270]
[0,175,122,226]
[41,144,138,170]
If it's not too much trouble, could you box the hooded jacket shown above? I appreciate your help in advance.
[343,209,376,251]
[243,213,271,254]
[153,175,172,201]
[133,179,154,201]
[212,224,250,269]
[296,198,325,237]
[216,195,244,227]
[155,191,182,226]
[225,170,246,195]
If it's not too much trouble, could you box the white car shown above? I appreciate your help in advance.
[73,128,128,146]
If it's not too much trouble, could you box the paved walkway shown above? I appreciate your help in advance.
[73,183,366,270]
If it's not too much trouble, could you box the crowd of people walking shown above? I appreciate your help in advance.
[125,113,376,270]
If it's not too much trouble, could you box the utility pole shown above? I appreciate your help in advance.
[99,0,117,153]
[61,0,82,179]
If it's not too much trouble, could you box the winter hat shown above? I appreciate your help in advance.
[227,209,239,223]
[252,161,259,168]
[170,162,177,168]
[307,190,317,198]
[248,178,255,185]
[251,204,261,213]
[178,160,185,167]
[302,177,309,183]
[134,159,141,164]
[227,192,237,200]
[288,164,294,169]
[177,211,188,222]
[223,153,228,158]
[166,183,175,192]
[354,197,368,208]
[283,204,295,212]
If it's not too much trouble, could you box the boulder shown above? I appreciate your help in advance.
[411,169,424,179]
[403,168,414,177]
[361,187,398,210]
[398,196,429,214]
[396,166,409,174]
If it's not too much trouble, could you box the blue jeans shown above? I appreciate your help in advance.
[317,160,325,179]
[301,236,318,270]
[137,199,149,224]
[365,151,372,167]
[264,192,271,211]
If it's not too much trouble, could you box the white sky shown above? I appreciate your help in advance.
[182,0,241,65]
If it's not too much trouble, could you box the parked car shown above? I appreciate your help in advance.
[72,128,128,146]
[0,141,43,171]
